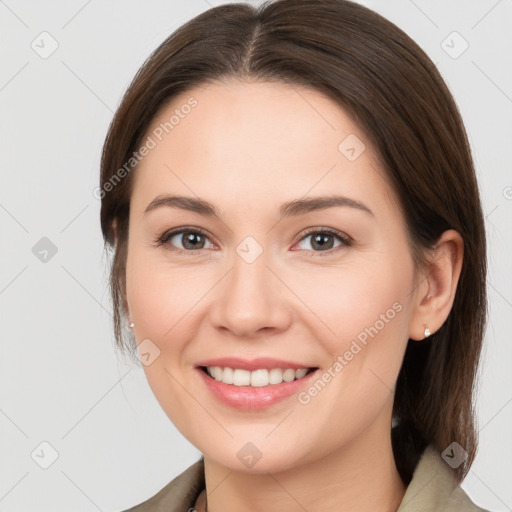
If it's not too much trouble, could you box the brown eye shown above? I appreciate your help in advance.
[295,229,351,254]
[175,231,207,250]
[158,228,214,252]
[310,232,335,250]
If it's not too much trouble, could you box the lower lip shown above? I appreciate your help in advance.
[196,367,319,410]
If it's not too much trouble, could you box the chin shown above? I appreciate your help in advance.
[197,437,309,474]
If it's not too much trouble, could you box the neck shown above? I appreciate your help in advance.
[201,421,406,512]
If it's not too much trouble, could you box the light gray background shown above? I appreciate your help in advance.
[1,1,511,511]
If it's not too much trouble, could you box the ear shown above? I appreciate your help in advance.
[408,229,464,340]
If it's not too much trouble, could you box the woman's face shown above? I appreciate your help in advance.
[125,80,421,472]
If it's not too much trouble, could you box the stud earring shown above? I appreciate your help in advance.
[129,322,135,329]
[424,325,431,338]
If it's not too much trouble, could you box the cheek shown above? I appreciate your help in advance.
[290,257,412,342]
[285,259,413,444]
[125,245,219,362]
[125,251,212,428]
[289,255,414,406]
[127,263,199,340]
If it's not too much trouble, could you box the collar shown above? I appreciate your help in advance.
[124,445,488,512]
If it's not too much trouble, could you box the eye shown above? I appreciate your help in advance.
[294,228,352,254]
[154,226,352,255]
[155,227,215,253]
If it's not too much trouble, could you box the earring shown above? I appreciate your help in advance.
[424,325,431,338]
[129,322,135,329]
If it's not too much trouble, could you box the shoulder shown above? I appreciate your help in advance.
[397,445,492,512]
[121,458,205,512]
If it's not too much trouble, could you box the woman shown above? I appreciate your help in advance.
[99,1,490,510]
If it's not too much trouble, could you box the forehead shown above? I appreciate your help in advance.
[131,79,397,219]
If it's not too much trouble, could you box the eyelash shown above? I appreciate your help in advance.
[153,226,353,257]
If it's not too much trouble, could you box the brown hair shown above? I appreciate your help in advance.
[99,0,487,485]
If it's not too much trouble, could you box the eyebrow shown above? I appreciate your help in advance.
[143,194,374,218]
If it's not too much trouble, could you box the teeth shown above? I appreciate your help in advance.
[295,368,309,379]
[233,369,251,386]
[250,369,267,387]
[206,366,312,386]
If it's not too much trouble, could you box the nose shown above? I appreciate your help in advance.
[208,249,292,339]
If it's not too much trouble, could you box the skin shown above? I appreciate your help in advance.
[122,80,463,512]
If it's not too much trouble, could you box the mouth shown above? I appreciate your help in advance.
[199,365,318,387]
[195,363,321,410]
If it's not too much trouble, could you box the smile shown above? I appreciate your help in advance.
[196,363,320,410]
[203,366,315,387]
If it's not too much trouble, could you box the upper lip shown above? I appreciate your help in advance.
[196,357,317,371]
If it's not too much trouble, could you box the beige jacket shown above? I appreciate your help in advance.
[123,445,490,512]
